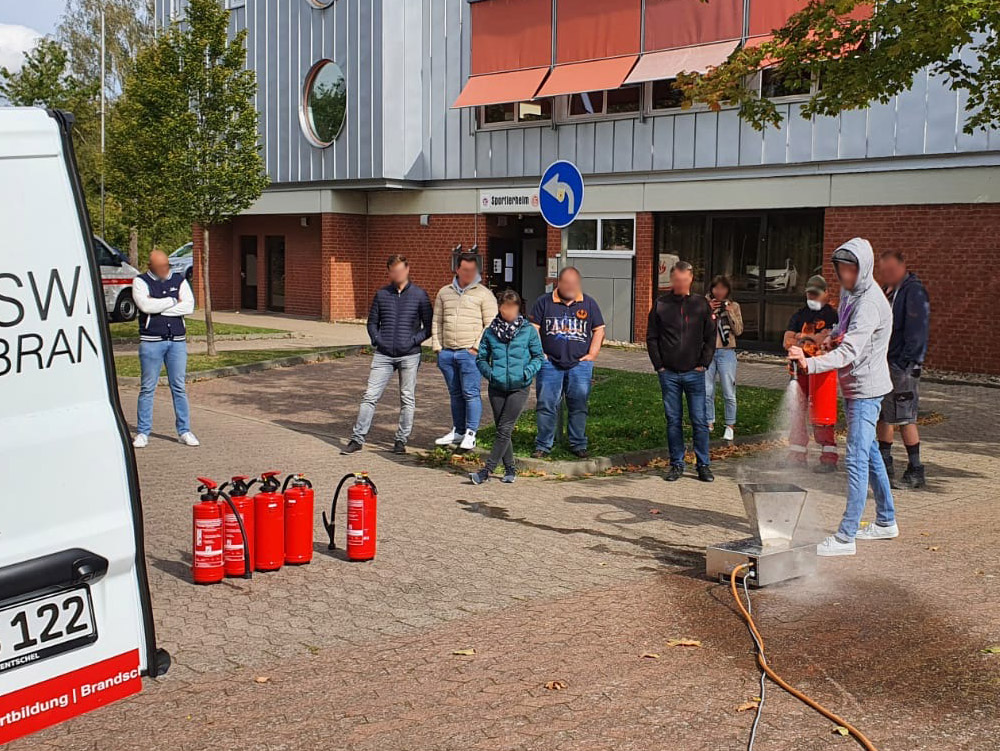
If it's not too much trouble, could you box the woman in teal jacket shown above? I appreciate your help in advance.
[471,289,546,484]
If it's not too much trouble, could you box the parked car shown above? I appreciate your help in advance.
[169,241,194,282]
[746,259,799,292]
[94,235,140,321]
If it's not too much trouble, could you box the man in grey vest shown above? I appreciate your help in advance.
[131,249,198,448]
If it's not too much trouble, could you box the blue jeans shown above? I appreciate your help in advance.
[838,397,896,541]
[437,348,483,432]
[351,352,421,444]
[535,359,593,452]
[705,348,737,426]
[659,369,710,468]
[137,340,190,436]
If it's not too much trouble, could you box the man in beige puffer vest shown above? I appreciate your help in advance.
[431,252,498,450]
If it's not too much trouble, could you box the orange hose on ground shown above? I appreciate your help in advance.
[729,564,880,751]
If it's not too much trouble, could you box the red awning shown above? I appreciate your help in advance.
[536,56,639,98]
[625,40,740,84]
[643,0,744,52]
[748,0,809,37]
[451,67,550,109]
[555,0,642,64]
[470,0,553,76]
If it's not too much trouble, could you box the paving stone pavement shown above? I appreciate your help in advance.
[11,352,1000,751]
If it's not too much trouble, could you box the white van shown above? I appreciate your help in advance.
[0,108,168,745]
[94,236,140,322]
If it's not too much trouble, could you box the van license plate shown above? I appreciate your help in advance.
[0,588,97,674]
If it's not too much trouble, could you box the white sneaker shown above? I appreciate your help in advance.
[855,522,899,540]
[816,536,856,557]
[435,428,460,446]
[132,433,149,449]
[459,430,477,451]
[723,426,735,442]
[178,432,200,447]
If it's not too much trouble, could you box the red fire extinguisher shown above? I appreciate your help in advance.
[282,473,314,565]
[192,477,251,584]
[220,475,256,577]
[253,471,285,572]
[809,370,838,426]
[323,473,377,562]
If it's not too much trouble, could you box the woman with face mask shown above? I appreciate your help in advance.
[783,275,840,471]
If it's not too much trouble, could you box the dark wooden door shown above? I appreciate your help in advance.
[265,236,285,312]
[240,236,258,309]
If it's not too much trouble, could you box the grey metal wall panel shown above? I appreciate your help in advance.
[786,105,813,163]
[558,126,577,163]
[576,122,596,173]
[763,106,790,164]
[838,110,868,160]
[812,112,839,162]
[925,72,958,155]
[651,116,674,171]
[593,122,616,173]
[506,128,524,178]
[716,110,741,167]
[475,133,491,178]
[739,117,763,166]
[632,118,653,172]
[444,0,463,180]
[894,70,927,155]
[522,127,542,177]
[428,0,447,181]
[694,112,717,169]
[673,114,696,169]
[613,119,634,172]
[539,126,559,172]
[490,130,508,176]
[865,99,896,159]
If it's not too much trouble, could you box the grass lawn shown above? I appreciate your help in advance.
[109,319,283,339]
[114,348,335,378]
[478,367,784,461]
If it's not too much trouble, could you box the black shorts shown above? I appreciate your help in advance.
[880,365,919,425]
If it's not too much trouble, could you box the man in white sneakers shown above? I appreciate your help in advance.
[789,238,897,556]
[131,249,199,448]
[431,252,497,451]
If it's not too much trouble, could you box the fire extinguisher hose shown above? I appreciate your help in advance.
[323,473,377,551]
[219,490,252,580]
[729,565,878,751]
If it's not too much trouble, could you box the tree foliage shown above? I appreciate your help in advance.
[686,0,1000,134]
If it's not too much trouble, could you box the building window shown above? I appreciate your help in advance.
[479,99,551,128]
[301,60,346,147]
[305,0,336,7]
[655,214,706,294]
[566,85,641,119]
[565,216,635,254]
[649,79,686,111]
[225,0,246,8]
[758,68,815,99]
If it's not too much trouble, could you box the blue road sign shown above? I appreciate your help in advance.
[538,160,585,229]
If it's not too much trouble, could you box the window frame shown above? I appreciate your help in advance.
[305,0,336,8]
[557,85,643,124]
[300,59,347,148]
[563,213,637,259]
[225,0,246,9]
[750,67,819,102]
[476,98,553,131]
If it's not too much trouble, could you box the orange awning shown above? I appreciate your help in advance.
[536,56,639,98]
[451,67,550,109]
[625,40,740,84]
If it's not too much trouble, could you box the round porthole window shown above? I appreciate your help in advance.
[305,0,335,8]
[301,60,346,147]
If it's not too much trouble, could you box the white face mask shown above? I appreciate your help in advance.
[806,299,823,311]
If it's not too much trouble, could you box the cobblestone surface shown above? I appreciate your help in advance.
[12,352,1000,751]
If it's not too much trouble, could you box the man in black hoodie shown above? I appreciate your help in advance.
[646,261,717,482]
[876,250,930,488]
[343,255,433,455]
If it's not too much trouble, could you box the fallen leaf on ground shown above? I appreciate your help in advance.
[833,726,850,736]
[598,562,608,567]
[544,680,568,690]
[981,646,1000,654]
[666,639,702,648]
[451,648,476,656]
[920,532,930,537]
[736,700,760,712]
[927,546,940,552]
[254,676,270,684]
[640,652,660,659]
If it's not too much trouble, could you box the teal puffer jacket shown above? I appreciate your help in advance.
[477,319,546,392]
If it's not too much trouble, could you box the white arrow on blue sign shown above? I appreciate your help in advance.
[538,160,585,229]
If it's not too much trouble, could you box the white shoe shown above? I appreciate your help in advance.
[132,433,149,448]
[435,428,459,446]
[459,430,477,451]
[855,522,899,540]
[723,426,735,442]
[178,432,200,447]
[816,536,856,557]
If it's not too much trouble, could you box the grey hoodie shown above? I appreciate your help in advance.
[805,238,893,400]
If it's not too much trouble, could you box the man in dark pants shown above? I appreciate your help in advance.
[646,261,717,482]
[876,250,931,488]
[343,255,432,455]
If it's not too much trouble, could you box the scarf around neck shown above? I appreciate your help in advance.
[490,314,524,343]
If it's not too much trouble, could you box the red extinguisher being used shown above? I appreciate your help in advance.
[282,473,314,565]
[253,471,285,572]
[220,475,256,577]
[808,370,838,427]
[323,473,377,562]
[192,477,252,584]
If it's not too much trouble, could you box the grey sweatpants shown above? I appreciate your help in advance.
[485,386,530,472]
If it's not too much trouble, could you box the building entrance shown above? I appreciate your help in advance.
[484,214,548,310]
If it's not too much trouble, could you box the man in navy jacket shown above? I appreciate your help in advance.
[343,255,432,455]
[876,250,931,489]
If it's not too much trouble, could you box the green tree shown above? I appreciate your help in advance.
[686,0,1000,134]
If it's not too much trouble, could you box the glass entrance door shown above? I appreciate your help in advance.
[265,236,285,312]
[710,215,764,341]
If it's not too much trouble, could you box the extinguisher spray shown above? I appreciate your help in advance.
[253,471,285,572]
[192,477,252,584]
[281,473,314,566]
[219,475,257,577]
[323,473,378,562]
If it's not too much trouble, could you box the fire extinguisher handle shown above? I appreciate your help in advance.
[197,476,218,491]
[218,490,252,580]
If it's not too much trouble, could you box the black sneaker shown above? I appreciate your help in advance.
[469,468,491,485]
[900,464,926,489]
[392,440,406,455]
[341,440,362,455]
[531,449,549,459]
[571,448,589,459]
[664,464,684,482]
[501,466,517,484]
[813,463,836,474]
[697,465,715,483]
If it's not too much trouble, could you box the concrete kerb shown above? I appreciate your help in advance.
[116,345,370,387]
[111,332,299,345]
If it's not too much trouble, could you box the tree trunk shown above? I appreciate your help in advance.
[201,226,217,357]
[128,227,139,267]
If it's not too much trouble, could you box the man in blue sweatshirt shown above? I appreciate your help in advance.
[343,255,432,455]
[876,250,931,489]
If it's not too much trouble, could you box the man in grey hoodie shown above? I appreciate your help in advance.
[789,238,898,557]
